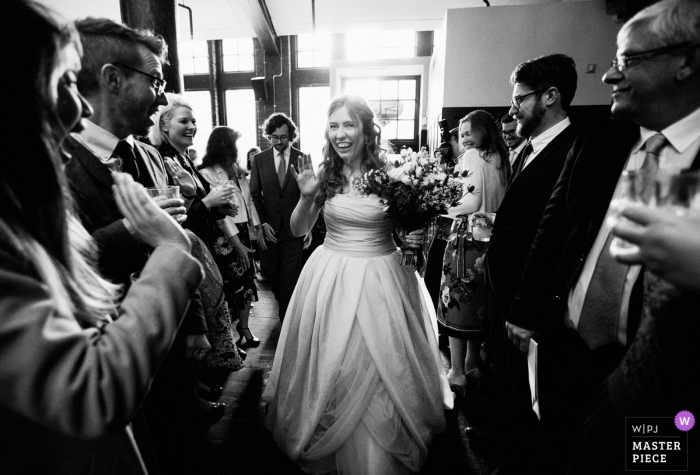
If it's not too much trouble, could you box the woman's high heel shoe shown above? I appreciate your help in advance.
[236,323,260,347]
[448,374,468,397]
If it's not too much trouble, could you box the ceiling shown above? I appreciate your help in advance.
[44,0,596,40]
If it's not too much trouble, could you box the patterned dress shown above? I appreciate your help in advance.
[437,149,506,336]
[199,167,259,311]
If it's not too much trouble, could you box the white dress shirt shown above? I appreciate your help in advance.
[509,140,527,166]
[522,117,571,170]
[274,144,291,174]
[71,119,135,173]
[567,106,700,345]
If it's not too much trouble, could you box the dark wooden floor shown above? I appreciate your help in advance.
[193,278,501,475]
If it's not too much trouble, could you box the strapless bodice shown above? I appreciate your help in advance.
[322,194,397,257]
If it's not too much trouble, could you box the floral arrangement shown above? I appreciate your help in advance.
[352,147,474,267]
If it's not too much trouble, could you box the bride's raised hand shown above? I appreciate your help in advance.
[290,153,320,198]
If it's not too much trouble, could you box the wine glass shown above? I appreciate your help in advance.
[471,212,496,242]
[609,169,652,258]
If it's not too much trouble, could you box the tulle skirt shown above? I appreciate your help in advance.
[262,245,452,474]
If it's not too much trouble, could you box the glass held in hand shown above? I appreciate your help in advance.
[435,216,458,242]
[146,185,180,201]
[654,169,700,212]
[609,169,652,258]
[471,212,496,242]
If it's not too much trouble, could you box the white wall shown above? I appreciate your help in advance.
[443,1,620,108]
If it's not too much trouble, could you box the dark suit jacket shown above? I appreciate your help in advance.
[249,147,303,236]
[487,124,579,319]
[507,118,639,335]
[64,135,206,334]
[156,141,224,245]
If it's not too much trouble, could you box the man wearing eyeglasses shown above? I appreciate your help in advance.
[481,53,579,471]
[250,112,311,321]
[504,0,700,472]
[500,114,526,166]
[62,18,215,474]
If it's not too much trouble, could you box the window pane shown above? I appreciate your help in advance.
[380,81,398,100]
[238,38,254,54]
[223,55,239,72]
[194,57,209,74]
[182,91,212,163]
[193,40,209,56]
[181,57,194,75]
[297,51,314,69]
[222,38,238,54]
[298,86,331,164]
[398,80,416,100]
[297,33,314,51]
[382,120,397,140]
[225,89,258,167]
[379,101,399,120]
[398,100,415,120]
[313,51,330,68]
[238,54,254,72]
[397,120,415,140]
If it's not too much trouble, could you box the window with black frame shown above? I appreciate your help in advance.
[342,77,419,146]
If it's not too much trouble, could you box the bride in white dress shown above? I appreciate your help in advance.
[262,95,453,474]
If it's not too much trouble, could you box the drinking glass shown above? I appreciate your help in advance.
[609,170,652,258]
[145,185,180,201]
[471,212,496,242]
[435,216,458,242]
[654,170,700,211]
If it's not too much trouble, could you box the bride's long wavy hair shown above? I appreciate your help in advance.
[315,95,387,206]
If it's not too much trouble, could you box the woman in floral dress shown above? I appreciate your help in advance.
[437,111,511,395]
[198,127,261,346]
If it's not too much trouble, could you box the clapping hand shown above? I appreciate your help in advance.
[112,172,190,250]
[290,153,320,199]
[164,157,197,198]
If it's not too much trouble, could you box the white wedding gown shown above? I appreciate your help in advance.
[262,193,453,474]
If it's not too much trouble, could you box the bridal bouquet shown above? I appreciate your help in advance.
[352,147,471,269]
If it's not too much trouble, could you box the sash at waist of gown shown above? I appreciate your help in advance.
[322,231,398,258]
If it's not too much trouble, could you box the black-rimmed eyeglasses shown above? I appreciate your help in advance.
[113,63,167,95]
[269,135,288,142]
[510,88,547,109]
[611,42,697,71]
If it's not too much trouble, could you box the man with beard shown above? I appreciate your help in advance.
[250,112,311,321]
[507,1,700,471]
[63,18,219,474]
[501,114,527,166]
[480,54,579,472]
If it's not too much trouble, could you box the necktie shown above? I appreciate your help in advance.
[277,152,286,187]
[577,134,668,350]
[638,133,666,202]
[114,140,140,181]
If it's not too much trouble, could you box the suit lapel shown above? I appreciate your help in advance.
[506,126,575,196]
[66,135,114,189]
